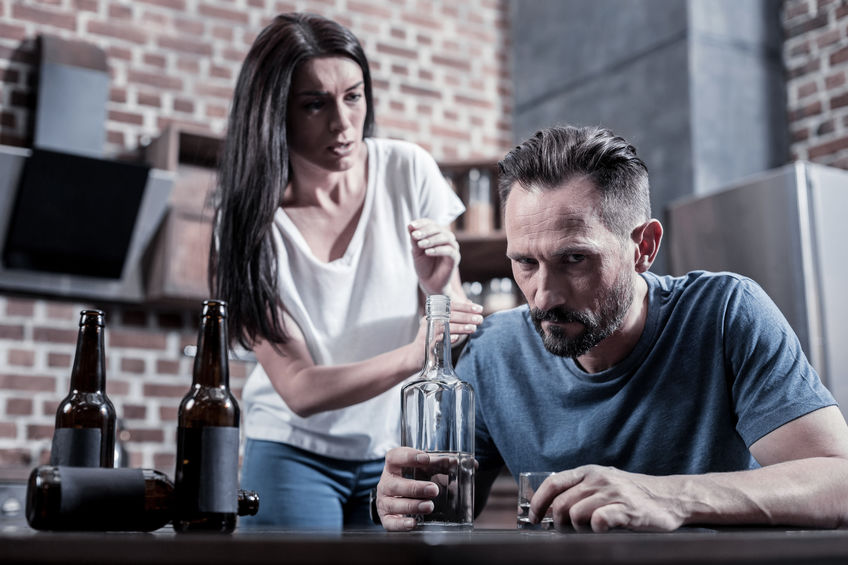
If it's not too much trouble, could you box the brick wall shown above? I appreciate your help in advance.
[0,0,512,473]
[784,0,848,166]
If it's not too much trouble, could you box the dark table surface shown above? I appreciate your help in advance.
[3,525,848,565]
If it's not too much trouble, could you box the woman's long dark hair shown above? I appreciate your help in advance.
[209,13,375,349]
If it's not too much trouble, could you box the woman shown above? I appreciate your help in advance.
[209,13,483,530]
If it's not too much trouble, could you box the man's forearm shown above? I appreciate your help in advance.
[678,457,848,528]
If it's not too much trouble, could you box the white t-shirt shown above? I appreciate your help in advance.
[242,138,465,460]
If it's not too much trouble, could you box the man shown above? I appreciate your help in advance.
[376,125,848,532]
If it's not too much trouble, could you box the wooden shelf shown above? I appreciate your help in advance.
[456,231,510,283]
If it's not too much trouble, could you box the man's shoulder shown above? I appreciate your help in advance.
[647,269,757,297]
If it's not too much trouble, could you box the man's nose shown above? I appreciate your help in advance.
[533,266,566,313]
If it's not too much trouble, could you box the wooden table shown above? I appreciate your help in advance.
[3,526,848,564]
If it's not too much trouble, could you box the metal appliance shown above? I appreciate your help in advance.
[668,162,848,413]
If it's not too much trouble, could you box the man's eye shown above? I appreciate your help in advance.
[565,254,585,264]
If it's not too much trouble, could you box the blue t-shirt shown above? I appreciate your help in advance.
[456,271,835,492]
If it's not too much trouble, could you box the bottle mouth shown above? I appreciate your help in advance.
[79,309,105,327]
[425,294,450,317]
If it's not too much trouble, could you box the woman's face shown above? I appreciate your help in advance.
[287,56,367,173]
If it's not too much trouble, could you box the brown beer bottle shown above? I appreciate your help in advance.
[26,465,174,531]
[174,300,240,533]
[26,465,259,531]
[49,309,116,468]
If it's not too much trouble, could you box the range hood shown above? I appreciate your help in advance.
[0,35,173,302]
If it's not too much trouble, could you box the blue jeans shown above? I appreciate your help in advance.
[239,439,384,532]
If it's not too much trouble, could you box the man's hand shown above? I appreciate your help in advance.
[530,465,687,532]
[376,447,439,531]
[408,218,460,296]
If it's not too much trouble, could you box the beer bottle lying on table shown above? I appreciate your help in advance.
[49,309,116,468]
[26,465,259,531]
[174,300,241,534]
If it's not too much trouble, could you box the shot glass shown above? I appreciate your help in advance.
[517,471,556,530]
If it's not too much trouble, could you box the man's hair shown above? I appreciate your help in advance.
[497,125,651,239]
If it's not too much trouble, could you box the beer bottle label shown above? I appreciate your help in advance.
[57,467,146,529]
[177,426,239,514]
[49,428,102,467]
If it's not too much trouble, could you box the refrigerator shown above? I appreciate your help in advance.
[667,162,848,414]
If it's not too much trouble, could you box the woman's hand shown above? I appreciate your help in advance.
[408,218,460,296]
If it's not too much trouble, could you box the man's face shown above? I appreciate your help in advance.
[504,178,635,358]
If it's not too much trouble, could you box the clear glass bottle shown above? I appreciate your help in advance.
[174,300,241,534]
[49,309,116,468]
[400,295,475,530]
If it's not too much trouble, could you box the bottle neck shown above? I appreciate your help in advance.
[192,313,229,388]
[422,314,453,375]
[70,322,106,393]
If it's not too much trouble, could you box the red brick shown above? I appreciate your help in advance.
[158,35,213,56]
[126,428,164,443]
[809,135,848,159]
[153,452,176,470]
[831,91,848,109]
[12,4,76,30]
[87,20,148,44]
[7,397,33,416]
[176,57,201,74]
[46,302,79,320]
[198,3,249,24]
[1,67,20,83]
[0,22,26,41]
[375,43,418,59]
[127,70,183,91]
[136,0,187,8]
[143,53,167,68]
[74,0,100,12]
[173,98,195,113]
[206,104,228,119]
[108,379,131,396]
[48,352,72,368]
[144,383,187,397]
[121,358,146,373]
[138,92,161,108]
[27,424,54,440]
[122,404,147,420]
[211,25,234,41]
[0,323,25,341]
[455,94,494,109]
[159,405,179,422]
[109,109,144,125]
[0,423,17,438]
[400,84,441,99]
[348,0,393,18]
[110,87,128,104]
[431,124,472,141]
[0,448,32,467]
[5,298,35,316]
[156,359,182,375]
[174,17,205,35]
[194,83,234,99]
[107,45,133,61]
[402,12,442,30]
[109,3,132,18]
[33,327,77,344]
[210,65,232,80]
[826,71,846,89]
[0,373,56,392]
[109,329,168,350]
[830,45,848,66]
[7,349,35,367]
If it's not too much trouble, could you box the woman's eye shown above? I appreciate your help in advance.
[304,100,323,111]
[346,92,363,103]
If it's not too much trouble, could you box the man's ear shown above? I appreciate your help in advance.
[631,219,663,273]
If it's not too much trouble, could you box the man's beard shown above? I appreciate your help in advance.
[531,272,634,358]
